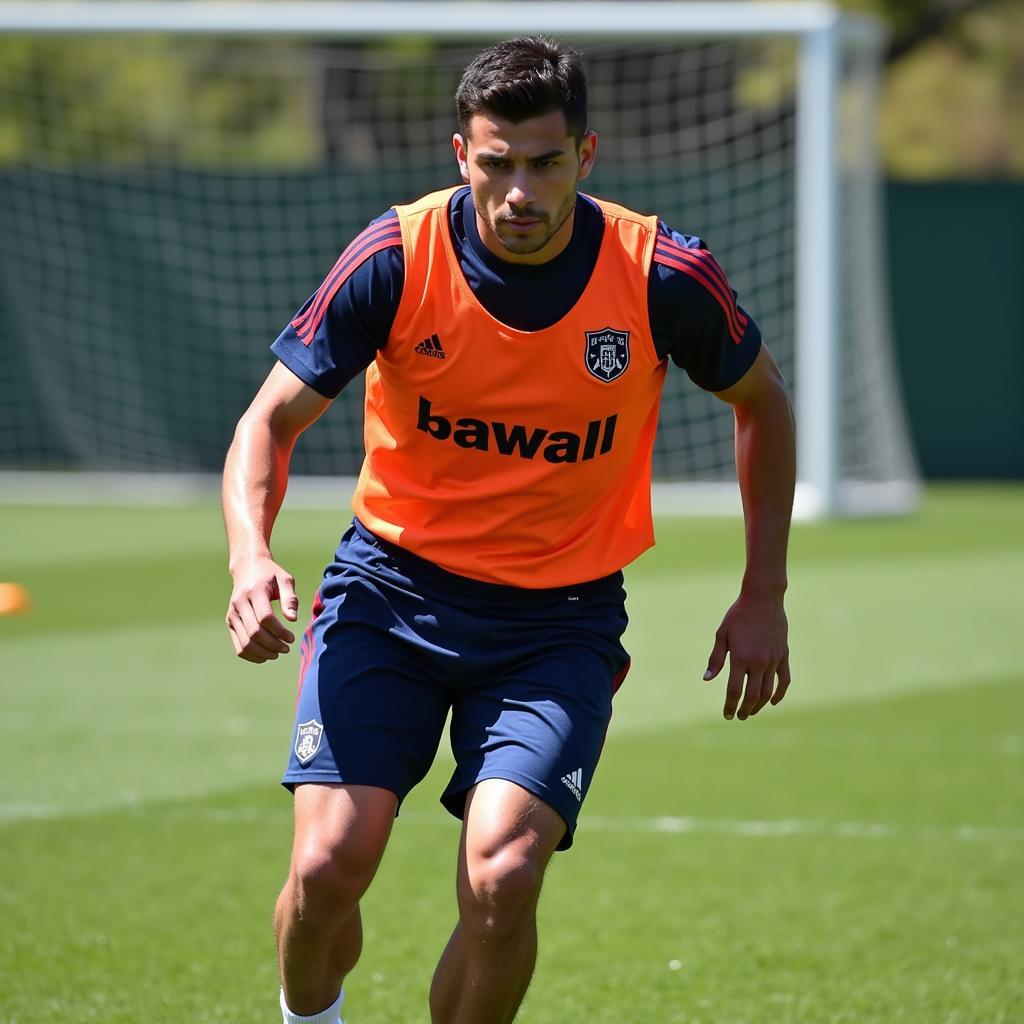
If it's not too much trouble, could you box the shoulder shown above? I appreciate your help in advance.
[651,221,720,280]
[290,210,404,347]
[320,208,404,280]
[394,186,463,220]
[650,222,748,344]
[584,194,657,254]
[349,208,403,256]
[584,194,658,266]
[584,193,655,229]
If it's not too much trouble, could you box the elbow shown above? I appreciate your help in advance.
[734,372,793,426]
[228,410,265,454]
[226,409,291,470]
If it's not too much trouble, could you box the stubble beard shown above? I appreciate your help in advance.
[480,189,578,256]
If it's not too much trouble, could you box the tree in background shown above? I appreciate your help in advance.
[0,1,1020,177]
[846,0,1024,175]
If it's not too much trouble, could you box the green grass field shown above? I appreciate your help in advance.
[1,485,1022,1023]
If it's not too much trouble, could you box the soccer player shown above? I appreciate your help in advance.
[223,36,794,1024]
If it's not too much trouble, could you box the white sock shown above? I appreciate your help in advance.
[279,987,344,1024]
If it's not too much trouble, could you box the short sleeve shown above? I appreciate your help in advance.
[648,222,762,393]
[271,211,405,398]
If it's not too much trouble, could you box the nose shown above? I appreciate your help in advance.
[506,173,534,208]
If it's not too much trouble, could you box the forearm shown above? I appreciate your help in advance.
[733,372,795,597]
[222,413,295,573]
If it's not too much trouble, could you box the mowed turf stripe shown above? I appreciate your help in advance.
[613,547,1024,732]
[7,796,1020,847]
[102,803,1024,843]
[3,484,1022,633]
[9,481,1020,571]
[2,672,1019,837]
[2,593,1019,822]
[0,618,298,816]
[4,538,1019,647]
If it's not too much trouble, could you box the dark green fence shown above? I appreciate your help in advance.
[2,177,1021,478]
[886,181,1024,479]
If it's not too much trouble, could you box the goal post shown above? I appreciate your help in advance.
[0,1,920,518]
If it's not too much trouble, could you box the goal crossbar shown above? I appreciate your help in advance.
[0,2,882,42]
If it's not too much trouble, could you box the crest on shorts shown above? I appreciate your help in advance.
[294,719,324,765]
[585,328,630,382]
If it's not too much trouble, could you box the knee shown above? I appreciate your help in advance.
[460,844,545,941]
[287,838,377,924]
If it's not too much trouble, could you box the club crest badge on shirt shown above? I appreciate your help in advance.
[294,719,324,765]
[584,328,630,383]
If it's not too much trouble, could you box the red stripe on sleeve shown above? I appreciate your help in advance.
[656,241,744,320]
[292,221,402,340]
[293,219,401,333]
[653,247,748,344]
[657,243,749,330]
[292,229,403,346]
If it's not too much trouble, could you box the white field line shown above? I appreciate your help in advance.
[654,731,1024,755]
[3,799,1022,844]
[579,815,1024,843]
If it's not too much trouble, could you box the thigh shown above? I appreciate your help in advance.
[283,566,451,807]
[461,778,566,865]
[442,639,630,851]
[291,781,399,870]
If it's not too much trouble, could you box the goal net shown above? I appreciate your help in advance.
[0,2,919,516]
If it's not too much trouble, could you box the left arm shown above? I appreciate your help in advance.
[704,343,795,720]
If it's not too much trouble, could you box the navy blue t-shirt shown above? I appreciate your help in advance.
[273,187,761,398]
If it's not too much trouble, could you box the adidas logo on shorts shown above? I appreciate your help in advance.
[561,768,583,801]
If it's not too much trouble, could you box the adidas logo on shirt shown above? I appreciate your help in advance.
[561,768,583,802]
[415,333,446,359]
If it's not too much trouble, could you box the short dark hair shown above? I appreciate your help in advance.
[456,36,588,142]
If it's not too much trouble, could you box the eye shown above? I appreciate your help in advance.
[533,159,557,169]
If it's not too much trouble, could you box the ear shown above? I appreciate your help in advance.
[576,129,598,183]
[453,133,470,183]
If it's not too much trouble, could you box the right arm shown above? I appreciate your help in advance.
[223,361,331,663]
[226,209,403,662]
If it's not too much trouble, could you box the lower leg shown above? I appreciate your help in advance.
[275,880,363,1014]
[430,914,538,1024]
[428,780,565,1024]
[276,783,397,1017]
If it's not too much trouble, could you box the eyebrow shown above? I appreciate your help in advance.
[475,149,567,162]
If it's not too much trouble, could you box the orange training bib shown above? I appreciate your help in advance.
[351,187,666,588]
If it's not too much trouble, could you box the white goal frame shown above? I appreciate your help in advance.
[0,1,918,519]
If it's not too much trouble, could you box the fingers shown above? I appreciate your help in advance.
[723,655,791,721]
[225,580,299,663]
[770,656,792,706]
[227,619,274,664]
[276,571,299,623]
[752,664,777,715]
[237,601,290,657]
[250,590,296,645]
[228,607,287,662]
[704,628,728,681]
[736,666,766,720]
[722,656,745,720]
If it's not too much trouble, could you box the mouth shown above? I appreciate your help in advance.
[502,216,543,231]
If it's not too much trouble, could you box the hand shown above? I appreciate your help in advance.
[703,590,791,720]
[225,556,299,663]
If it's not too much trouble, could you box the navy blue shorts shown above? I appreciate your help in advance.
[283,518,631,850]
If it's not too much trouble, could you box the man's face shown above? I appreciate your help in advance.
[453,110,597,265]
